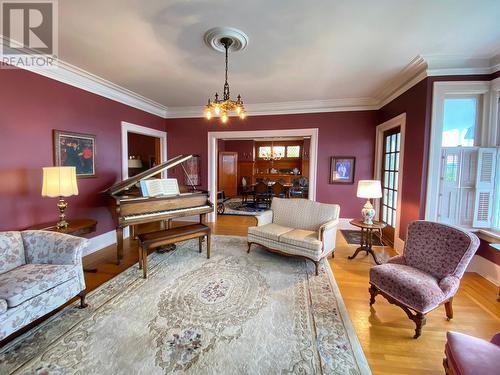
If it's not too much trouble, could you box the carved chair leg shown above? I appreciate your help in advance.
[413,312,426,339]
[314,261,320,276]
[445,299,453,321]
[369,284,378,305]
[78,291,88,309]
[247,242,252,254]
[331,252,335,259]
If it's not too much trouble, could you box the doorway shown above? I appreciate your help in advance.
[380,127,401,245]
[374,114,406,252]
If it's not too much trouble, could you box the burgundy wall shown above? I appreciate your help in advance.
[0,68,165,235]
[224,140,255,161]
[378,79,431,241]
[165,111,378,218]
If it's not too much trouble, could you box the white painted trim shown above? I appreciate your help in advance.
[466,255,500,286]
[120,122,167,181]
[165,98,379,118]
[425,81,492,221]
[207,128,319,222]
[374,113,406,248]
[84,230,117,256]
[0,38,168,118]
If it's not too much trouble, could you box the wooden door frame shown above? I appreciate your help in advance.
[208,128,319,222]
[374,113,406,253]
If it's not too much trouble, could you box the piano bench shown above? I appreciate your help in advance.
[137,223,211,279]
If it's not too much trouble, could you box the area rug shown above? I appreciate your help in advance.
[0,236,370,375]
[220,198,270,216]
[341,230,384,246]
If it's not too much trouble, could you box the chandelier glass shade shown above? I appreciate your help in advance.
[204,37,246,123]
[261,143,283,161]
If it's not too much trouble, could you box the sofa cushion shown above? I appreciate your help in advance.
[271,198,339,231]
[0,298,6,314]
[370,263,445,313]
[248,223,293,242]
[0,264,77,307]
[279,229,322,252]
[0,232,26,274]
[445,331,500,375]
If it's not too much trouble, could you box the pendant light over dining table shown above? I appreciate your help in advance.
[203,27,248,123]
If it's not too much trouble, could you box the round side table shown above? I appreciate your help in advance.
[348,219,386,265]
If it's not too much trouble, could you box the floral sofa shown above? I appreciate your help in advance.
[0,231,88,341]
[247,198,340,275]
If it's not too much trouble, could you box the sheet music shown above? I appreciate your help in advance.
[140,178,180,197]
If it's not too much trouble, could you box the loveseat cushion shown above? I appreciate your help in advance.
[248,223,293,242]
[370,263,446,314]
[279,229,322,252]
[0,298,6,314]
[0,264,77,307]
[0,232,26,274]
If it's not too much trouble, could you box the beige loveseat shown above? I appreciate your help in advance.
[0,231,88,341]
[247,198,340,275]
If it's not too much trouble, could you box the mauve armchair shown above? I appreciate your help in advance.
[369,221,480,338]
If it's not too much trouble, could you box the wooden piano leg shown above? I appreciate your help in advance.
[142,247,148,279]
[138,242,143,269]
[116,227,123,265]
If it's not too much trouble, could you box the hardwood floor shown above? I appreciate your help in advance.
[8,215,499,374]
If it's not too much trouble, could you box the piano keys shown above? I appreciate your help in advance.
[108,154,213,263]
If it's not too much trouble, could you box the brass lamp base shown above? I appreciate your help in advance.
[56,197,69,229]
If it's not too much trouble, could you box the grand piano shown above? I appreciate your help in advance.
[108,154,213,263]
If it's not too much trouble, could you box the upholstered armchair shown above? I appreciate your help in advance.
[247,198,340,274]
[369,221,479,338]
[0,230,88,341]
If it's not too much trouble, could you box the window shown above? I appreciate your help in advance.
[428,81,500,234]
[442,98,478,147]
[273,146,285,158]
[286,145,301,158]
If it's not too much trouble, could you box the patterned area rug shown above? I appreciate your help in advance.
[0,236,370,375]
[220,198,270,216]
[340,230,384,246]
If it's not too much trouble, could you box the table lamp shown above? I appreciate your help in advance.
[357,180,382,225]
[41,166,79,229]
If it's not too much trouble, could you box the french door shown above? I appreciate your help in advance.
[380,127,401,245]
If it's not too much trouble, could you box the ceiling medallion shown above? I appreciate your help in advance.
[203,27,248,123]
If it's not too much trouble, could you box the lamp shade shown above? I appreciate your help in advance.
[357,180,382,199]
[41,167,79,197]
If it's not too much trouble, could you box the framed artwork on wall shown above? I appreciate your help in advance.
[53,130,96,178]
[330,156,355,184]
[183,155,201,187]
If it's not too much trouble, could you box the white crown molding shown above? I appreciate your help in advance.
[2,33,499,119]
[1,36,168,118]
[165,97,379,118]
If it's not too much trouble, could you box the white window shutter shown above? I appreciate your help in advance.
[473,148,497,228]
[458,149,477,226]
[438,148,461,225]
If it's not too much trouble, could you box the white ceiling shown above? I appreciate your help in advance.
[58,0,500,109]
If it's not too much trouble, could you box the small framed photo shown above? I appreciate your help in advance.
[53,130,96,178]
[330,156,355,184]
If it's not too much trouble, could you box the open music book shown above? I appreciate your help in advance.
[140,178,180,197]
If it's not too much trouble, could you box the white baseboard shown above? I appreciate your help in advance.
[466,255,500,286]
[85,230,117,256]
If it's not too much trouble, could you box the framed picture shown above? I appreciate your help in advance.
[53,130,96,178]
[183,155,201,187]
[330,156,355,184]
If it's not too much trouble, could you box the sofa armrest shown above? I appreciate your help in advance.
[319,219,339,253]
[387,255,406,265]
[22,230,88,266]
[256,210,273,226]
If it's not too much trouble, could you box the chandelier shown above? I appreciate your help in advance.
[261,142,283,161]
[204,37,246,123]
